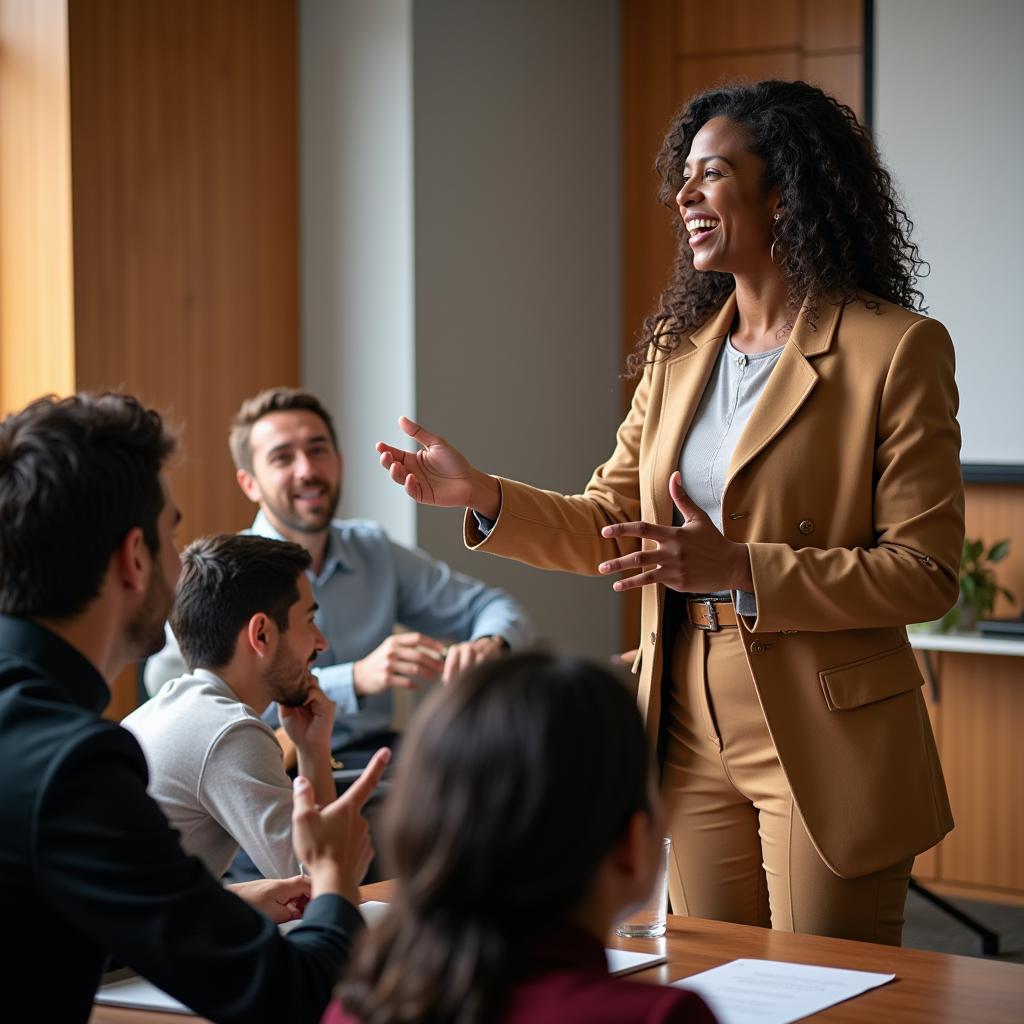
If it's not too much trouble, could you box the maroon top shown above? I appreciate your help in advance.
[322,923,716,1024]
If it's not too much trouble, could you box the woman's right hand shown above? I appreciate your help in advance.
[376,416,501,518]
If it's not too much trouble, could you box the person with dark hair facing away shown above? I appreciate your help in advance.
[377,80,963,944]
[326,652,716,1024]
[0,392,389,1024]
[145,386,532,772]
[125,534,345,880]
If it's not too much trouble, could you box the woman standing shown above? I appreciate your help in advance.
[377,80,963,943]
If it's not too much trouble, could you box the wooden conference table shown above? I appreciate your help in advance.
[91,880,1024,1024]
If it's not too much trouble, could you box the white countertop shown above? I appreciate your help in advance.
[909,630,1024,657]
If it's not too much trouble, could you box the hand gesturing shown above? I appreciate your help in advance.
[597,473,753,594]
[376,417,501,518]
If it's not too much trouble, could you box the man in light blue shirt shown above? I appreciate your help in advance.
[145,388,531,765]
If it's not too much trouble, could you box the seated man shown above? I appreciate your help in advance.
[0,393,388,1024]
[145,387,533,767]
[126,534,341,879]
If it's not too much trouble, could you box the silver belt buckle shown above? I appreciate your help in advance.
[695,598,720,632]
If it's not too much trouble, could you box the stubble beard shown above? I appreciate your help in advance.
[126,554,175,659]
[267,641,314,708]
[266,477,340,536]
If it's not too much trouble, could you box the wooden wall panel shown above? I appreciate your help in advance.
[802,51,863,118]
[939,654,1024,893]
[0,0,76,412]
[802,0,863,52]
[622,0,678,379]
[67,0,300,545]
[676,0,800,54]
[621,0,681,645]
[677,51,801,103]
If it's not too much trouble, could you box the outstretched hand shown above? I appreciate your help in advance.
[376,417,501,519]
[597,472,753,594]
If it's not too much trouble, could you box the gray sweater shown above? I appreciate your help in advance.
[123,669,300,879]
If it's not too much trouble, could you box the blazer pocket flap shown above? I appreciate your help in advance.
[819,643,922,710]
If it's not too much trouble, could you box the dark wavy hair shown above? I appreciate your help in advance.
[338,652,652,1024]
[627,79,928,376]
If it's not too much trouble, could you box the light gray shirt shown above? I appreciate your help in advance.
[679,336,784,616]
[123,669,300,880]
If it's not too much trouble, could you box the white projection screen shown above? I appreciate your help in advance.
[873,0,1024,479]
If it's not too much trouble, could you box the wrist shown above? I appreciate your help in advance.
[470,471,501,520]
[308,865,360,907]
[352,659,367,696]
[295,737,332,763]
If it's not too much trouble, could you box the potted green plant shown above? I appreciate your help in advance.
[936,537,1015,633]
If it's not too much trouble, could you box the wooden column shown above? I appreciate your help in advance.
[0,0,76,410]
[0,0,301,719]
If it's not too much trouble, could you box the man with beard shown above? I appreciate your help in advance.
[126,534,342,879]
[0,393,389,1024]
[145,387,532,769]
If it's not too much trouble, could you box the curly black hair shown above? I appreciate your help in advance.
[627,79,928,377]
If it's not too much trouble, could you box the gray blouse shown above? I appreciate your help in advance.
[679,334,784,615]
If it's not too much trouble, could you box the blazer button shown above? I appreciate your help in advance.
[798,519,814,535]
[750,641,767,655]
[650,631,657,646]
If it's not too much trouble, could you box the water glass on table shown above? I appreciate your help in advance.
[615,835,671,938]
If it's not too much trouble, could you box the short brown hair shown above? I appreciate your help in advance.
[229,387,338,472]
[171,534,312,670]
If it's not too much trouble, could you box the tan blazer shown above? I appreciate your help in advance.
[465,293,963,879]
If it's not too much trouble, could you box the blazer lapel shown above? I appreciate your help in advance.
[726,299,842,488]
[652,295,735,525]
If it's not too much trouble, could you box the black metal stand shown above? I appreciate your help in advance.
[909,878,1000,955]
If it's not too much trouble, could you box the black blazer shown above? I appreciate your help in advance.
[0,615,361,1024]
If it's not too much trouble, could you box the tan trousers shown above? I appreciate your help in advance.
[660,620,913,945]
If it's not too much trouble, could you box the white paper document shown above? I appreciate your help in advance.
[95,901,397,1014]
[95,974,190,1014]
[672,958,895,1024]
[606,948,667,976]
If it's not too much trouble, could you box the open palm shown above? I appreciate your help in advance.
[376,416,477,508]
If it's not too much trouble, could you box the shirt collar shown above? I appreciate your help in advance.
[0,615,110,714]
[249,510,352,580]
[190,667,236,696]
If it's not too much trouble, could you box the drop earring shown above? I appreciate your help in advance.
[770,212,783,266]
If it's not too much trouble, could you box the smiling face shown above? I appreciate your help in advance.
[237,410,342,538]
[265,573,326,708]
[676,116,781,277]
